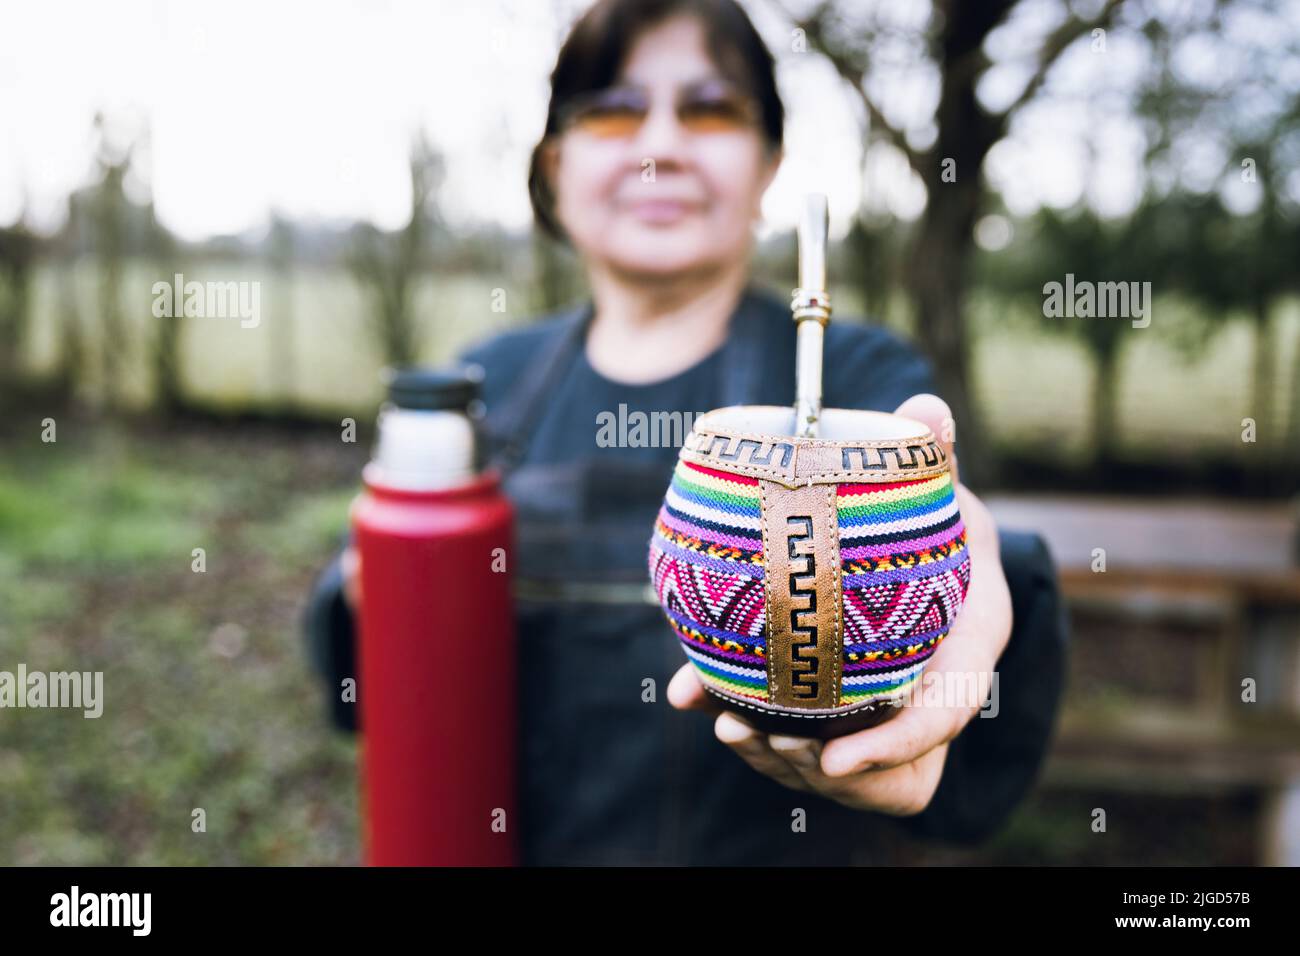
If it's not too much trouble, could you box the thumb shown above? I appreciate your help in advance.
[667,662,724,715]
[893,393,959,486]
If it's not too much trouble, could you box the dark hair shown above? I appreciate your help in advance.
[528,0,785,243]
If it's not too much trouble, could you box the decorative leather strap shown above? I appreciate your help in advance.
[759,479,843,710]
[679,419,949,488]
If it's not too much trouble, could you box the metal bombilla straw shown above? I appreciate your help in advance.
[791,193,831,438]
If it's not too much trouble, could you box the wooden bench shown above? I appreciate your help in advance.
[987,493,1300,864]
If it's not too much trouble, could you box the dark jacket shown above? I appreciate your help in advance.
[303,284,1069,864]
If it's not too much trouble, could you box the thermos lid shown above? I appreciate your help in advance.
[369,364,482,490]
[381,366,480,412]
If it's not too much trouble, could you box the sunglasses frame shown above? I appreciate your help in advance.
[557,78,761,139]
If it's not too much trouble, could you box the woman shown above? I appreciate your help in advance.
[305,0,1067,865]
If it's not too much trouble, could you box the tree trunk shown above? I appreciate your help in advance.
[902,127,998,487]
[55,266,85,397]
[904,223,984,483]
[1286,317,1300,476]
[0,266,31,386]
[269,222,296,412]
[1250,297,1273,464]
[1093,345,1121,465]
[0,226,37,389]
[531,232,576,314]
[898,0,1016,489]
[153,296,184,413]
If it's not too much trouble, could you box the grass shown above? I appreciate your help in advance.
[0,418,364,864]
[0,411,1274,864]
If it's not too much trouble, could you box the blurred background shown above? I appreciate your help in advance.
[1,0,1298,865]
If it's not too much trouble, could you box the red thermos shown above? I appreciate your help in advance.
[350,367,518,866]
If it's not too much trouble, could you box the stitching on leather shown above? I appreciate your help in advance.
[757,478,778,703]
[690,423,939,451]
[678,448,948,486]
[704,685,897,720]
[827,482,842,708]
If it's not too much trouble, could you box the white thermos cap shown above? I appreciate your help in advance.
[365,366,482,491]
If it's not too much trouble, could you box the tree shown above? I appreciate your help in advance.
[348,135,444,367]
[89,113,133,410]
[779,0,1125,483]
[1129,11,1300,470]
[267,214,297,411]
[0,218,37,389]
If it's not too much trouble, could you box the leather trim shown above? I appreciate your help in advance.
[702,686,899,740]
[758,478,843,709]
[679,406,949,488]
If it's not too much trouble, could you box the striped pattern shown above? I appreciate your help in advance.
[649,458,970,709]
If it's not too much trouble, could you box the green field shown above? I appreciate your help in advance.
[18,262,1300,465]
[0,419,364,864]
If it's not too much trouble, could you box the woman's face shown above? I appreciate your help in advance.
[545,14,781,279]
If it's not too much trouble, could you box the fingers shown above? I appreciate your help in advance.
[715,713,811,792]
[813,502,1012,781]
[766,735,856,797]
[692,688,953,816]
[819,693,965,777]
[943,486,1013,666]
[771,734,950,816]
[893,393,959,487]
[340,545,362,611]
[838,744,948,816]
[672,671,811,792]
[954,482,1000,563]
[671,616,971,796]
[817,506,1012,779]
[666,663,725,714]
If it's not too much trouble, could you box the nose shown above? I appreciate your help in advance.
[631,99,689,168]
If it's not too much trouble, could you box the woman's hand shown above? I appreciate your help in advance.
[340,544,362,613]
[666,394,1013,816]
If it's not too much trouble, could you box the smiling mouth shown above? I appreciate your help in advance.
[624,199,699,224]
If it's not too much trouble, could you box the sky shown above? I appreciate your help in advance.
[0,0,1283,244]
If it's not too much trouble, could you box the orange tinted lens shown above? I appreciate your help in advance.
[573,105,645,138]
[679,96,753,133]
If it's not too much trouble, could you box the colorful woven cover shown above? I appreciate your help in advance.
[647,406,971,732]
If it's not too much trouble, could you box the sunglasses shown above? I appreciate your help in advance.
[558,79,760,139]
